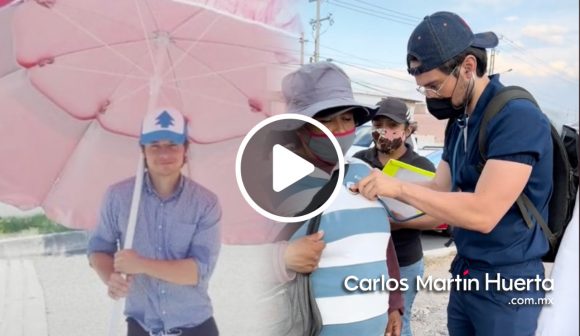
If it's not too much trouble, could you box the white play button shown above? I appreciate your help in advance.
[272,144,315,192]
[236,114,344,222]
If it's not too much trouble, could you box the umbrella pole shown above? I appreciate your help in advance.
[108,38,167,336]
[107,156,144,336]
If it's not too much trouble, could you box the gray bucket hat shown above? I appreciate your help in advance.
[280,62,373,129]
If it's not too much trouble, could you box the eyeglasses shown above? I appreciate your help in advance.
[415,67,458,97]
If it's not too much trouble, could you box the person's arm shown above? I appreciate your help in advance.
[90,252,115,284]
[386,237,402,336]
[415,159,453,192]
[385,155,445,231]
[87,187,131,299]
[355,159,532,234]
[390,214,445,231]
[386,237,403,315]
[114,250,200,285]
[283,231,326,274]
[271,231,326,283]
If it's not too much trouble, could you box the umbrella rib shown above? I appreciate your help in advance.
[161,82,247,109]
[48,63,149,80]
[107,81,151,108]
[172,37,299,56]
[133,0,157,76]
[167,62,271,83]
[104,49,156,108]
[143,0,160,32]
[163,46,185,110]
[167,6,205,37]
[41,119,99,206]
[40,39,149,62]
[161,10,221,80]
[171,44,247,98]
[47,5,150,76]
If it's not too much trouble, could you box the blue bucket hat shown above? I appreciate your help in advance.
[139,107,187,145]
[407,11,499,75]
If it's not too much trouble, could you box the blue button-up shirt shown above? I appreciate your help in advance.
[88,173,222,332]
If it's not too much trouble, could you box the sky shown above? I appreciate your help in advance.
[1,0,578,218]
[295,0,579,128]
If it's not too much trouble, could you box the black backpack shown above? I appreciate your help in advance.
[478,86,579,262]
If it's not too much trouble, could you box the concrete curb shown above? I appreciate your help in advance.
[0,231,458,261]
[0,231,89,259]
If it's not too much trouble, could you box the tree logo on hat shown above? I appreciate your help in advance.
[156,111,174,128]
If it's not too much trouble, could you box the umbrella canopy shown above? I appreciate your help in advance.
[0,0,300,243]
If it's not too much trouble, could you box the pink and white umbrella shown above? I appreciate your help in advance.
[0,0,301,243]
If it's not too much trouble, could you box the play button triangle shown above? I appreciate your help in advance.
[272,144,315,192]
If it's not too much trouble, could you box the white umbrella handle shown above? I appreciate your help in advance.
[108,156,145,336]
[108,18,166,334]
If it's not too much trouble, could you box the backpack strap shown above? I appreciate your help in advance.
[478,86,539,171]
[519,193,557,247]
[275,165,349,240]
[477,86,557,248]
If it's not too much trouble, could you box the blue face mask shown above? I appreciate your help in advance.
[307,128,356,164]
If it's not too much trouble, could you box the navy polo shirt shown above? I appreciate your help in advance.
[441,75,552,267]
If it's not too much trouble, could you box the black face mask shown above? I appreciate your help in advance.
[426,98,464,120]
[375,137,404,154]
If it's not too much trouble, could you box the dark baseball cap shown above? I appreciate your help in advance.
[406,11,499,75]
[373,98,410,124]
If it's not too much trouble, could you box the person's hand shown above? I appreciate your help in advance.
[385,310,402,336]
[351,169,402,200]
[114,249,145,275]
[107,272,132,300]
[284,231,326,274]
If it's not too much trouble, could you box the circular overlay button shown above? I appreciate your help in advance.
[235,114,345,223]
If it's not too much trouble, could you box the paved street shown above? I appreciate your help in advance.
[0,234,452,336]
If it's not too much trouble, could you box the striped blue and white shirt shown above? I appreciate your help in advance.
[87,173,221,332]
[291,159,391,336]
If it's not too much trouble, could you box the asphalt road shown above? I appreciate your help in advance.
[27,233,452,336]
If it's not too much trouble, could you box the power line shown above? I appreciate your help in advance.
[326,0,416,26]
[351,0,421,21]
[351,80,393,96]
[323,57,415,84]
[499,35,578,85]
[320,43,403,68]
[322,52,401,72]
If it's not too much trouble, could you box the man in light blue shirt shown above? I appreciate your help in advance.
[88,107,222,336]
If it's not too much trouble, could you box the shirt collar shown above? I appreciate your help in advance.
[143,172,185,202]
[469,74,504,126]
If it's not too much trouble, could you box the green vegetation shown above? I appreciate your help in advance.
[0,215,70,237]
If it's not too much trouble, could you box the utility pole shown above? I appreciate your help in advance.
[300,33,305,65]
[309,0,333,63]
[489,48,496,74]
[489,35,505,74]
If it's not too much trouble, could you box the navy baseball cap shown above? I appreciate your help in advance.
[406,11,499,75]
